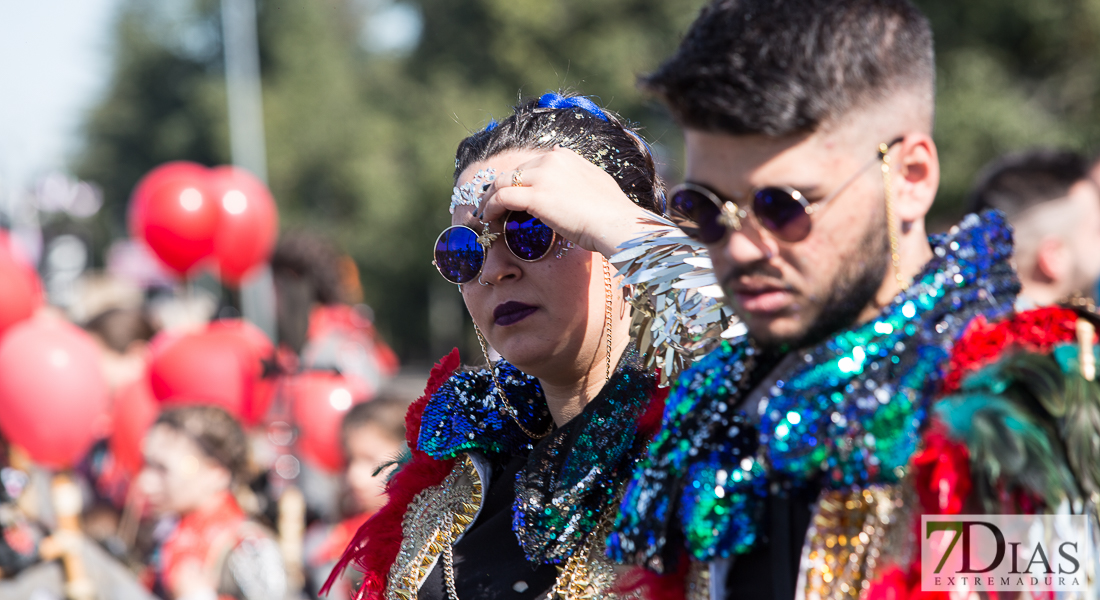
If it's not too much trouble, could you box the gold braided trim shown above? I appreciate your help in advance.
[548,484,642,600]
[385,456,483,600]
[800,484,914,600]
[684,559,711,600]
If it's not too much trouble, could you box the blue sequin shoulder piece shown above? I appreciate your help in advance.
[417,361,553,459]
[609,210,1020,570]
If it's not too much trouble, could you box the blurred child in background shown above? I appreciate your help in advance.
[304,394,407,599]
[139,405,286,600]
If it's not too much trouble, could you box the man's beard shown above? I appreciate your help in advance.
[730,216,891,352]
[795,223,890,349]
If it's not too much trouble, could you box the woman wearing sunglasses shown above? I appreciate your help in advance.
[325,92,673,600]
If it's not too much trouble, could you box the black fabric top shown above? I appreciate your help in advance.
[418,454,558,600]
[723,481,821,600]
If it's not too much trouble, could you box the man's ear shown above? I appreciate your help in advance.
[892,132,939,223]
[1034,237,1069,284]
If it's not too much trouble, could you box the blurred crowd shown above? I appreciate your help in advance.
[0,231,410,600]
[2,90,1100,600]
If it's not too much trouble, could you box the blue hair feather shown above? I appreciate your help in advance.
[536,92,609,121]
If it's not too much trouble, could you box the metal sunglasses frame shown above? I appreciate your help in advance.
[669,136,904,242]
[432,211,560,284]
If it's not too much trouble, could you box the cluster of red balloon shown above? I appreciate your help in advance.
[1,161,367,477]
[0,232,105,469]
[289,371,372,472]
[105,319,278,475]
[0,318,110,469]
[0,230,41,336]
[129,162,278,285]
[110,321,372,477]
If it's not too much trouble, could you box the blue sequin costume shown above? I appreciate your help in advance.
[608,211,1019,572]
[418,350,658,564]
[398,346,662,599]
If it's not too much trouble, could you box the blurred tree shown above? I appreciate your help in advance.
[75,0,699,363]
[915,0,1100,225]
[77,0,1100,361]
[76,0,227,237]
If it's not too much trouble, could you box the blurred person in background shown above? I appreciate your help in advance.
[1093,153,1100,300]
[340,394,407,520]
[269,232,400,536]
[60,306,157,563]
[327,92,670,600]
[84,307,155,393]
[0,437,157,600]
[968,149,1100,308]
[270,232,398,388]
[139,405,287,600]
[305,394,407,599]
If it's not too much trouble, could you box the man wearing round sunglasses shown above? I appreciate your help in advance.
[479,1,1098,599]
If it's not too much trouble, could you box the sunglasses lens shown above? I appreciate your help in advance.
[504,211,555,261]
[753,188,811,242]
[434,226,483,284]
[669,187,726,244]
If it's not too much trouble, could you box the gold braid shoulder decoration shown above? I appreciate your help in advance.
[385,456,484,600]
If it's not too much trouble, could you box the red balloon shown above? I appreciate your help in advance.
[148,320,274,425]
[0,318,110,469]
[209,167,278,286]
[149,329,248,417]
[0,253,42,338]
[129,162,219,275]
[110,377,160,475]
[290,371,371,472]
[206,319,276,424]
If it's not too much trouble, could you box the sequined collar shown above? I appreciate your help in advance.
[609,210,1020,569]
[514,349,657,564]
[417,360,552,460]
[417,347,660,567]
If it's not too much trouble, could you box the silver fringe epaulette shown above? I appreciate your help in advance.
[611,215,745,385]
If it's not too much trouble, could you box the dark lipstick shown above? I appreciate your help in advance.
[493,301,538,326]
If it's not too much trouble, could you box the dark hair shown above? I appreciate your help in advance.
[967,149,1090,218]
[155,405,249,482]
[643,0,935,136]
[271,232,349,353]
[341,394,408,447]
[84,308,154,354]
[454,92,664,213]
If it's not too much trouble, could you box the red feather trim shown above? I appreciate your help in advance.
[941,306,1080,395]
[872,307,1088,600]
[638,383,669,440]
[322,349,461,598]
[614,553,689,600]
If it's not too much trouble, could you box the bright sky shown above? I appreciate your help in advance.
[0,0,120,197]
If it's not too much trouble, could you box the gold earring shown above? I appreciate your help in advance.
[880,145,907,291]
[602,257,613,382]
[473,323,553,439]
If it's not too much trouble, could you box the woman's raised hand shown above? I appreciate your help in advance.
[475,146,661,258]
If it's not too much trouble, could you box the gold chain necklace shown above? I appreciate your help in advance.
[474,324,555,439]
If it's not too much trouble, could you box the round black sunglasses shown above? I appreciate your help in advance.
[669,137,904,244]
[433,211,558,284]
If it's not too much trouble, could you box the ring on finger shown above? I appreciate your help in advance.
[511,169,524,187]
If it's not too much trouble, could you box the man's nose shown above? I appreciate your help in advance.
[714,221,776,266]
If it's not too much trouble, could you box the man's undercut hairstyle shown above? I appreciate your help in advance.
[967,149,1090,219]
[643,0,935,136]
